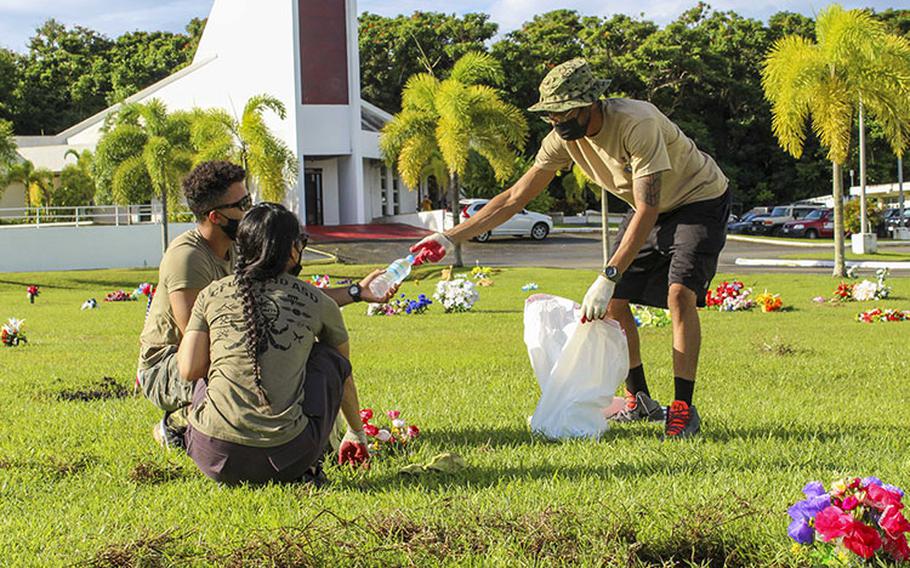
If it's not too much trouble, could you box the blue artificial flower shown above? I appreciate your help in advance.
[788,518,815,544]
[862,476,883,488]
[802,481,826,499]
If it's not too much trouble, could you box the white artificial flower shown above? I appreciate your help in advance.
[392,419,405,428]
[376,429,392,442]
[852,280,879,302]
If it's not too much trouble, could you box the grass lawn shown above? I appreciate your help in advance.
[1,265,909,566]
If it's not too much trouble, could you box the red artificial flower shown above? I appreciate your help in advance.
[880,506,910,539]
[849,478,861,489]
[407,425,420,438]
[815,506,853,540]
[865,484,903,511]
[387,410,401,420]
[359,408,373,423]
[843,496,860,511]
[363,424,379,437]
[884,533,910,562]
[843,520,883,559]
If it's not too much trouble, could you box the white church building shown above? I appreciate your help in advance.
[7,0,423,226]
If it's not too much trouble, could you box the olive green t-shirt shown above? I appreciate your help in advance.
[138,228,233,369]
[185,275,349,447]
[535,98,727,213]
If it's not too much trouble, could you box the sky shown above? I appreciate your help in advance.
[0,0,903,53]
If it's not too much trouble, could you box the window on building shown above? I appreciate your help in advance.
[392,173,401,215]
[380,165,388,215]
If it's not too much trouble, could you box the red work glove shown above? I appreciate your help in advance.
[338,428,370,468]
[409,233,454,266]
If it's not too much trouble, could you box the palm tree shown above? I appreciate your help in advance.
[3,160,54,218]
[762,4,910,276]
[58,149,96,208]
[189,94,298,202]
[380,52,529,266]
[94,99,194,253]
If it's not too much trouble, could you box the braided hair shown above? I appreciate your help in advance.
[233,202,304,409]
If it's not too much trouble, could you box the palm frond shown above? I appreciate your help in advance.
[401,73,440,112]
[762,35,822,158]
[397,132,440,188]
[449,51,504,86]
[111,154,152,204]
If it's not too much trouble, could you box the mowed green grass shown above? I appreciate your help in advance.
[1,265,909,566]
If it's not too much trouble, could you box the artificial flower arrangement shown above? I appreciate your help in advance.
[471,265,494,280]
[755,290,783,312]
[705,281,754,311]
[308,274,330,288]
[1,318,27,347]
[434,278,479,313]
[788,477,909,564]
[81,298,98,311]
[857,308,910,323]
[631,304,671,327]
[104,290,135,302]
[521,282,540,293]
[131,282,155,301]
[825,269,891,304]
[359,408,420,457]
[366,293,432,316]
[26,285,40,304]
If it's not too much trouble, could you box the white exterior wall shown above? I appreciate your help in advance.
[0,223,196,272]
[0,183,26,209]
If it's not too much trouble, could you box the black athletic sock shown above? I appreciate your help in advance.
[625,365,649,397]
[674,377,694,406]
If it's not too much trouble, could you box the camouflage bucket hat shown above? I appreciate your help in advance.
[528,58,611,113]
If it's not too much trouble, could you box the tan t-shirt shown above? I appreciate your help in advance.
[185,274,349,447]
[535,98,727,213]
[138,228,233,369]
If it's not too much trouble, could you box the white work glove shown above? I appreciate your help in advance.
[409,232,455,265]
[580,275,615,323]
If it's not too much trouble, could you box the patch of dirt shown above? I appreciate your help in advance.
[128,461,185,485]
[58,376,130,401]
[757,336,802,356]
[83,530,192,568]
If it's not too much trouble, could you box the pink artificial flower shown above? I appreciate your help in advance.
[359,408,373,423]
[363,424,379,437]
[843,496,860,511]
[376,429,392,442]
[407,425,420,439]
[849,478,861,490]
[880,506,910,540]
[865,484,903,511]
[387,410,401,420]
[884,534,910,562]
[843,521,883,560]
[815,506,853,540]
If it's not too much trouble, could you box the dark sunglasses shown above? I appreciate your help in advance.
[213,194,252,212]
[541,107,583,126]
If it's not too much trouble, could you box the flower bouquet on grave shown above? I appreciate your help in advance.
[26,285,40,304]
[434,278,479,313]
[755,290,783,312]
[857,308,910,323]
[104,290,135,302]
[631,304,671,327]
[359,408,420,458]
[366,293,432,316]
[308,274,330,288]
[705,281,754,311]
[788,477,909,564]
[1,318,27,347]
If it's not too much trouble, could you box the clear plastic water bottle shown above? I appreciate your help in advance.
[369,255,416,298]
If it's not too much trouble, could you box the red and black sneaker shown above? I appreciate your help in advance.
[664,400,701,439]
[610,390,665,423]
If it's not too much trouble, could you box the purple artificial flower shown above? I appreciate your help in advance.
[803,481,827,498]
[884,484,905,498]
[788,518,815,544]
[862,476,883,488]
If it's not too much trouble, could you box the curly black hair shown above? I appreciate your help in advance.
[233,202,304,409]
[183,161,246,220]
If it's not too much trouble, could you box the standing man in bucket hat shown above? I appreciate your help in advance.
[410,58,731,439]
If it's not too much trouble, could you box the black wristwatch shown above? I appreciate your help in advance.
[603,265,622,283]
[347,283,363,303]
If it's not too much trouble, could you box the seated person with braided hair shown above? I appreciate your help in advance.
[176,203,370,484]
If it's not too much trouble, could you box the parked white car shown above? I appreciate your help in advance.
[460,199,553,242]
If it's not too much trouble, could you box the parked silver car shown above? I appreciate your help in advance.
[460,199,554,242]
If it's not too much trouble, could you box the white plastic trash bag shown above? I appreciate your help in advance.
[524,294,629,439]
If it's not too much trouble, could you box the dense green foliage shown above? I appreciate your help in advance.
[1,8,908,212]
[0,265,908,565]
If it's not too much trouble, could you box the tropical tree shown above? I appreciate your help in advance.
[762,4,910,276]
[380,52,528,266]
[0,119,15,180]
[189,94,298,202]
[2,159,54,214]
[57,149,96,207]
[94,99,193,252]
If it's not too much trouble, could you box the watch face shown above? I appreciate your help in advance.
[349,284,360,296]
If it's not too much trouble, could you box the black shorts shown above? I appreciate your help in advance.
[613,190,732,309]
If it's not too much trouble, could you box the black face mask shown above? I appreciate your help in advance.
[220,217,240,241]
[289,262,303,277]
[554,110,589,141]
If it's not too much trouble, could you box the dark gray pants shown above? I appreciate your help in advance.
[185,344,350,485]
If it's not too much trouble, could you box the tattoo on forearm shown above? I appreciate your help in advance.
[634,173,661,208]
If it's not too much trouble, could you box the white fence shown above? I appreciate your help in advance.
[0,222,197,273]
[0,204,192,228]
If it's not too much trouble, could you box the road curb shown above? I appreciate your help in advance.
[728,234,910,248]
[735,258,910,270]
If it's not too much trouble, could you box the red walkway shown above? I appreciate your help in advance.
[306,223,431,243]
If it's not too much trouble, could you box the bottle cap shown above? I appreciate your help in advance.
[405,254,415,263]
